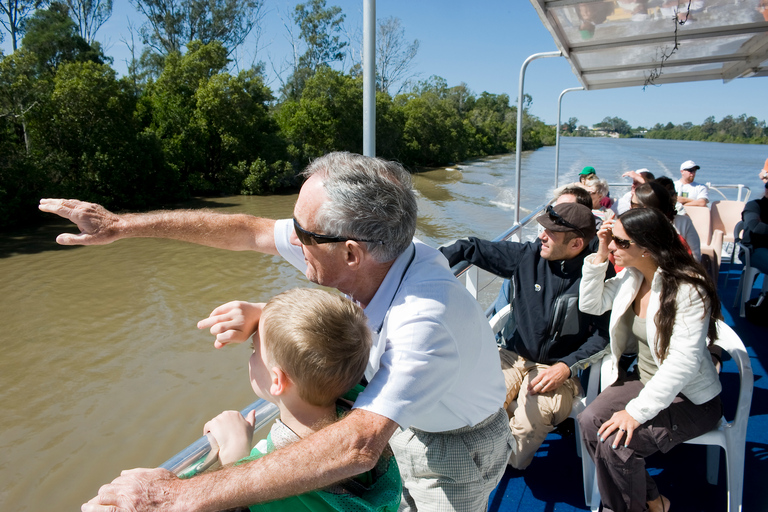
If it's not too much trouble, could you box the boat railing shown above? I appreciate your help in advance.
[706,183,751,202]
[450,201,551,310]
[159,399,279,478]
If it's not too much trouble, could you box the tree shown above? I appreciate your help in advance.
[62,0,111,43]
[0,0,45,50]
[132,0,265,57]
[374,16,418,96]
[281,0,346,100]
[21,2,106,74]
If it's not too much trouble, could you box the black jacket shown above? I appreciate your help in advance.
[440,238,610,373]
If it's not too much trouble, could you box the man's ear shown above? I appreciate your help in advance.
[343,240,366,269]
[270,366,291,396]
[570,236,585,253]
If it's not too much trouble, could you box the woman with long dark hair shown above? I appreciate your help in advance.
[578,207,722,512]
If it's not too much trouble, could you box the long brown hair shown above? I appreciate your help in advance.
[619,208,721,361]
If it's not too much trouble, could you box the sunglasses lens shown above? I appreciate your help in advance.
[293,220,314,245]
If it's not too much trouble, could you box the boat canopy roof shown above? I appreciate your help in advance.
[529,0,768,90]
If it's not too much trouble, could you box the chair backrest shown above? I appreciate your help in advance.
[684,205,713,245]
[713,320,754,435]
[712,200,745,244]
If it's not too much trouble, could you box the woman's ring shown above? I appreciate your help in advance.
[619,428,626,432]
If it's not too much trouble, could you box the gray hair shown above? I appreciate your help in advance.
[302,152,417,262]
[584,177,609,197]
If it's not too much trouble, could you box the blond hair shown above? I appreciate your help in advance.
[261,288,371,407]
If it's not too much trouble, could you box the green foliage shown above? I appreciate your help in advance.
[645,114,768,144]
[21,2,107,75]
[240,159,297,195]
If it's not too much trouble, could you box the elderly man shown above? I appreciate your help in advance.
[439,203,610,470]
[41,152,512,512]
[675,159,709,207]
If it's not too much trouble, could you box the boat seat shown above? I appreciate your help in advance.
[685,205,723,280]
[712,200,746,274]
[488,302,611,508]
[588,320,753,512]
[733,221,768,317]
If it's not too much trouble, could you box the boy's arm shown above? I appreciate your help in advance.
[204,410,257,466]
[39,199,279,255]
[82,409,398,512]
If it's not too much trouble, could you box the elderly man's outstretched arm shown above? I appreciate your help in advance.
[39,199,278,255]
[82,409,398,512]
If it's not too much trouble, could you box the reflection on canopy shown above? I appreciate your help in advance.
[529,0,768,89]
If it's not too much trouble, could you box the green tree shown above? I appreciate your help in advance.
[0,0,44,50]
[132,0,265,57]
[282,0,346,100]
[21,2,106,74]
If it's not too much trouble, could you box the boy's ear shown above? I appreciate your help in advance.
[270,366,291,396]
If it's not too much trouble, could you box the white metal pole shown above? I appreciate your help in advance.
[555,87,583,189]
[363,0,376,157]
[515,51,561,226]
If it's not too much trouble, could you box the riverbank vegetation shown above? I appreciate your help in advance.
[0,0,554,229]
[561,114,768,143]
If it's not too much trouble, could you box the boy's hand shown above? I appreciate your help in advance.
[204,410,257,465]
[198,301,265,348]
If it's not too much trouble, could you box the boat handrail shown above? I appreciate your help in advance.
[159,399,279,477]
[706,183,751,202]
[451,201,550,279]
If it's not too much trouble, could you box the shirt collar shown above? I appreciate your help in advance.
[363,242,416,334]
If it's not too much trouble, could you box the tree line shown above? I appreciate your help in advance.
[561,114,768,142]
[0,0,555,229]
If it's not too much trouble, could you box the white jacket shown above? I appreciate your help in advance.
[579,254,721,424]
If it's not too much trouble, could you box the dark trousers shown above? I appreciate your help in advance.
[578,375,722,512]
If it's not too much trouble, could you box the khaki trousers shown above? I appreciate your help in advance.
[499,348,581,469]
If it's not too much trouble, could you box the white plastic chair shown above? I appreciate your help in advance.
[488,304,610,508]
[588,320,753,512]
[733,220,768,317]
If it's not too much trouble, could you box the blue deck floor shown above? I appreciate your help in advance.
[489,263,768,512]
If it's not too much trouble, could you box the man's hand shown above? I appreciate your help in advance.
[81,468,182,512]
[528,362,571,395]
[39,199,122,246]
[198,301,264,348]
[204,410,257,465]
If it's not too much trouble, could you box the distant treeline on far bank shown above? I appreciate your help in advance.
[560,114,768,144]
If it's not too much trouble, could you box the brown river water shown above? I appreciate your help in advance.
[2,138,765,510]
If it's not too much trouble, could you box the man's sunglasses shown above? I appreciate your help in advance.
[611,234,635,249]
[545,205,585,238]
[293,218,384,246]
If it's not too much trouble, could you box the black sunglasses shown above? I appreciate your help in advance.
[293,218,384,246]
[611,234,635,249]
[545,205,585,238]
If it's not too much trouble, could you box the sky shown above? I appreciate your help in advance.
[3,0,767,129]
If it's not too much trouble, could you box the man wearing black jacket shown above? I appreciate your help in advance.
[440,202,610,469]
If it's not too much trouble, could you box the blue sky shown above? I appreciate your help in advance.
[4,0,767,129]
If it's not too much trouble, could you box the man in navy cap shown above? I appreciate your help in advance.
[440,203,610,469]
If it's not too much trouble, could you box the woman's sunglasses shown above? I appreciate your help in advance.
[611,234,635,249]
[545,205,585,238]
[293,218,383,246]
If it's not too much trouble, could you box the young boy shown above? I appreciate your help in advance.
[204,288,401,512]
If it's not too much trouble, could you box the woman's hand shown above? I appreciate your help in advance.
[594,212,615,264]
[598,409,641,448]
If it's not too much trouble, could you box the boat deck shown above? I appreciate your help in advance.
[489,262,767,512]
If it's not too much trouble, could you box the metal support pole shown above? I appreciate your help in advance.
[363,0,376,157]
[555,87,584,189]
[515,51,561,225]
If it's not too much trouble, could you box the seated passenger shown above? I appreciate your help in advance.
[650,177,701,261]
[615,170,655,215]
[632,178,701,261]
[741,163,768,274]
[584,177,613,225]
[204,288,401,512]
[440,203,610,470]
[579,166,597,185]
[578,208,722,512]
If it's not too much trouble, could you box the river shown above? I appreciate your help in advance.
[2,137,766,511]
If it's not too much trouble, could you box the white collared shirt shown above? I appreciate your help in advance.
[274,219,506,431]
